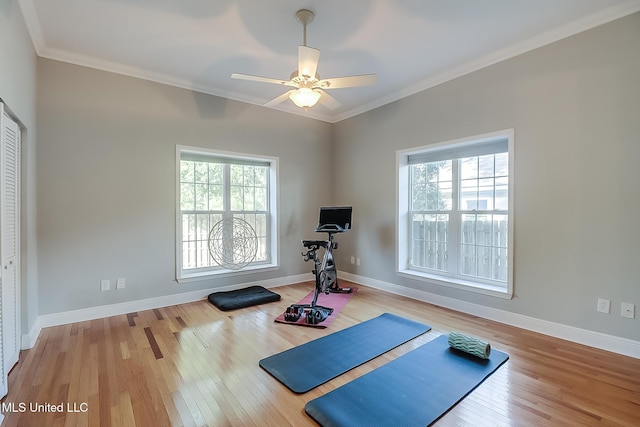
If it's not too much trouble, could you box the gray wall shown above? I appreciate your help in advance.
[0,0,38,336]
[334,13,640,341]
[36,58,333,314]
[10,2,640,344]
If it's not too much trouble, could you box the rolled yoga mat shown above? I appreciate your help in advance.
[448,331,491,359]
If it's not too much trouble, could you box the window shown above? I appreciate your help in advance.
[176,146,278,281]
[397,130,514,298]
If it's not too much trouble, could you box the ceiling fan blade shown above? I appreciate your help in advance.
[315,74,377,89]
[231,73,295,87]
[264,90,296,107]
[298,46,320,79]
[317,89,342,110]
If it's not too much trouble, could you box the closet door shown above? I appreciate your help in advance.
[0,103,20,395]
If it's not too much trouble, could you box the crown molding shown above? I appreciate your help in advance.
[16,0,640,124]
[18,0,45,53]
[331,0,640,123]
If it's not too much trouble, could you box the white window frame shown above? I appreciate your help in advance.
[397,130,514,298]
[176,145,279,282]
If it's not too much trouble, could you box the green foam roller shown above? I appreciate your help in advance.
[448,332,491,359]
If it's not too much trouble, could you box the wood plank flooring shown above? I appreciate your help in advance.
[2,282,639,426]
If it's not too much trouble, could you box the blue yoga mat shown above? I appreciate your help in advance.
[259,313,431,393]
[305,334,509,426]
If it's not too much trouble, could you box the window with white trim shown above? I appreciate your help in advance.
[397,130,514,297]
[177,146,278,281]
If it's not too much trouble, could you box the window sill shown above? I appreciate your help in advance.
[177,263,279,284]
[397,269,513,299]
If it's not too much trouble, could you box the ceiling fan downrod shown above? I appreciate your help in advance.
[295,9,315,47]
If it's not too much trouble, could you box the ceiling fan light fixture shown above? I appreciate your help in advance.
[231,8,376,112]
[289,87,321,109]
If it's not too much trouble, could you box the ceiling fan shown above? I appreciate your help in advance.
[231,9,377,110]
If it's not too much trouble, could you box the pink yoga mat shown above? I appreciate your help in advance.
[275,287,358,328]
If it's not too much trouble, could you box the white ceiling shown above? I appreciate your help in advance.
[19,0,640,123]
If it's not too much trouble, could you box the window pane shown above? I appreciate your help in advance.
[493,215,508,247]
[410,213,448,271]
[495,177,508,210]
[439,181,452,210]
[230,186,243,210]
[460,154,508,212]
[255,188,267,211]
[459,213,508,281]
[426,182,438,210]
[460,157,477,180]
[230,165,243,185]
[478,154,494,178]
[183,241,196,269]
[209,184,223,210]
[460,178,478,210]
[404,136,509,287]
[180,183,195,211]
[196,214,210,240]
[461,214,475,244]
[243,165,255,186]
[244,187,255,211]
[255,167,267,186]
[426,163,438,182]
[179,151,274,275]
[410,164,426,211]
[495,152,508,177]
[460,244,476,276]
[493,247,508,281]
[196,240,210,268]
[411,161,451,212]
[180,161,194,182]
[478,178,495,210]
[477,245,492,279]
[439,162,452,181]
[194,162,208,183]
[195,183,208,210]
[209,163,223,184]
[412,214,425,239]
[256,237,268,262]
[182,214,196,240]
[254,214,265,237]
[476,214,491,246]
[412,240,425,268]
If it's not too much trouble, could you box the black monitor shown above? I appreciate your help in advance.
[315,206,352,233]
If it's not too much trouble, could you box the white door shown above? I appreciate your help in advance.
[0,103,21,396]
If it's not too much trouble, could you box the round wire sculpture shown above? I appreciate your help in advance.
[208,217,258,270]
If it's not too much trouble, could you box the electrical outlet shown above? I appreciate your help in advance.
[350,256,355,265]
[100,279,110,291]
[596,298,610,314]
[116,278,126,290]
[356,257,361,266]
[621,302,635,319]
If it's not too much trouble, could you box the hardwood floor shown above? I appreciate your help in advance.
[2,282,639,426]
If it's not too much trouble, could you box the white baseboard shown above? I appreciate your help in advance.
[21,274,308,350]
[23,272,639,359]
[341,272,640,359]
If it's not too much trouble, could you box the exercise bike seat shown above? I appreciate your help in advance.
[302,239,328,249]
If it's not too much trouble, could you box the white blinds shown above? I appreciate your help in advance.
[407,138,507,164]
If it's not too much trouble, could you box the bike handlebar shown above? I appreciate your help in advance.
[315,223,349,233]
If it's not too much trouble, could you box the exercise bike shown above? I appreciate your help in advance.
[284,207,353,325]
